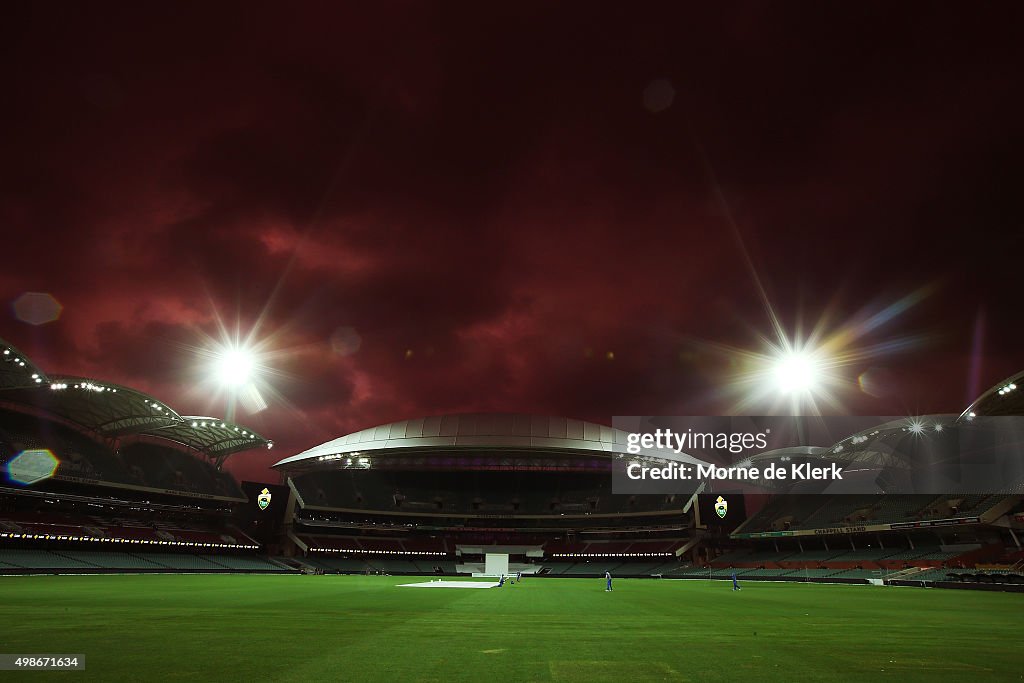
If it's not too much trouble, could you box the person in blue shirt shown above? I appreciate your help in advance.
[731,572,741,591]
[605,571,613,592]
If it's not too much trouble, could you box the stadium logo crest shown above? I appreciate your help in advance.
[714,496,728,519]
[258,488,272,511]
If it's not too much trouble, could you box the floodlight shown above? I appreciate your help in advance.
[215,348,255,387]
[771,351,820,394]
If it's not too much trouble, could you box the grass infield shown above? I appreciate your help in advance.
[0,574,1021,682]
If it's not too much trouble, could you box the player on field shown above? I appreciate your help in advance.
[731,571,741,591]
[605,570,613,592]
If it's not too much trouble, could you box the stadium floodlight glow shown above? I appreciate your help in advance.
[771,351,821,394]
[185,313,290,420]
[718,334,843,414]
[215,347,255,387]
[907,419,926,435]
[698,288,932,415]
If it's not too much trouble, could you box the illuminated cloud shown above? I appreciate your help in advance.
[0,3,1020,483]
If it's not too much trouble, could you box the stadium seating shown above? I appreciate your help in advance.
[121,443,244,499]
[711,549,795,566]
[365,559,420,573]
[737,497,828,533]
[412,559,459,574]
[305,556,373,573]
[709,548,754,564]
[144,553,225,570]
[0,549,99,569]
[797,496,881,528]
[291,469,689,517]
[64,552,166,569]
[828,569,885,579]
[198,555,287,571]
[833,548,901,562]
[0,510,257,549]
[0,549,295,573]
[556,561,622,575]
[783,549,846,562]
[738,493,1022,535]
[730,568,792,578]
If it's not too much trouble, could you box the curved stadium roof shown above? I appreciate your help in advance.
[1,339,48,389]
[0,337,270,460]
[3,375,185,435]
[147,416,273,459]
[273,412,709,470]
[957,370,1024,422]
[817,416,958,468]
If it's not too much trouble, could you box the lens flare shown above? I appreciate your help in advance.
[691,288,932,415]
[6,449,59,485]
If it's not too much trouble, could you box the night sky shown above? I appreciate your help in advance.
[2,3,1022,483]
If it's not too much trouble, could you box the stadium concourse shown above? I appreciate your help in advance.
[1,334,1023,591]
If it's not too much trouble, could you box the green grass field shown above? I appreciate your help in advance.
[0,574,1021,682]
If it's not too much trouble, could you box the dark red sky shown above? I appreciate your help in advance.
[2,3,1022,483]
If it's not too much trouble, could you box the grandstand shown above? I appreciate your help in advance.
[269,407,1022,587]
[272,413,704,578]
[0,337,288,574]
[692,373,1024,589]
[2,335,1023,593]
